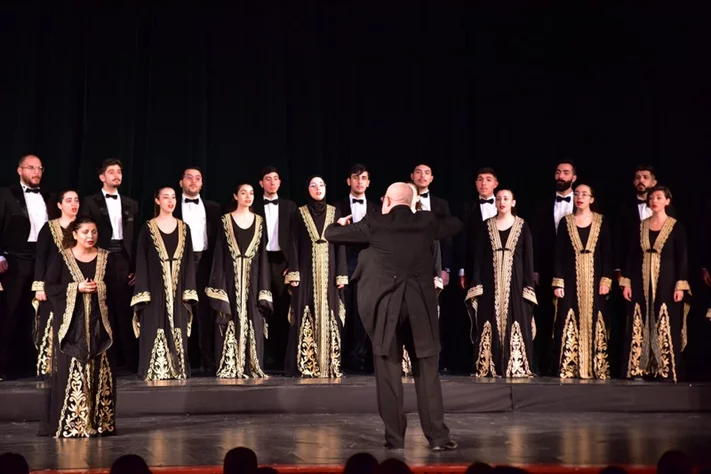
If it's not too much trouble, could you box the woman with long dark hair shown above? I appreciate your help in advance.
[284,176,348,378]
[33,189,80,376]
[620,185,689,382]
[41,215,116,437]
[465,188,537,378]
[131,186,198,381]
[206,183,272,378]
[552,183,613,379]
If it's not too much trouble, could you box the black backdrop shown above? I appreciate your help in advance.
[2,2,711,379]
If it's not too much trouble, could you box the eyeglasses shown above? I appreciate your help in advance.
[21,166,45,172]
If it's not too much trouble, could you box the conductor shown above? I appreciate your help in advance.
[324,182,461,451]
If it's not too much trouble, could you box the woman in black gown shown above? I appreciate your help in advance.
[552,184,613,379]
[33,189,80,377]
[285,176,348,378]
[465,188,537,378]
[131,187,198,381]
[206,183,272,378]
[42,215,115,438]
[620,185,690,382]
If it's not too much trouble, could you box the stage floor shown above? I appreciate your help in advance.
[1,375,710,421]
[1,412,710,471]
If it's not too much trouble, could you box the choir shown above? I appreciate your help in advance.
[0,154,709,438]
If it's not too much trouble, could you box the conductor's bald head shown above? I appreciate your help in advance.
[382,182,414,214]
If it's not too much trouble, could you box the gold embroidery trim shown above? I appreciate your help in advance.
[675,280,690,292]
[599,277,612,289]
[183,289,199,302]
[217,320,239,378]
[434,276,443,290]
[258,290,273,303]
[506,321,532,377]
[551,278,565,289]
[618,277,631,288]
[131,291,151,307]
[522,286,538,305]
[285,271,300,284]
[48,218,67,251]
[32,281,45,291]
[145,329,179,381]
[465,284,483,302]
[336,275,349,286]
[474,321,496,377]
[656,304,677,382]
[559,309,579,379]
[593,311,610,380]
[626,303,644,378]
[55,358,92,438]
[37,311,53,376]
[206,287,229,303]
[297,305,318,376]
[95,352,115,434]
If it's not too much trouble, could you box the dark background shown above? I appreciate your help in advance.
[2,1,710,376]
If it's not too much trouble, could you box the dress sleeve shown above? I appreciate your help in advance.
[522,221,538,306]
[333,208,348,287]
[32,224,51,292]
[619,223,637,289]
[257,218,274,315]
[674,223,690,293]
[599,218,613,289]
[182,225,198,305]
[465,224,488,303]
[205,220,232,315]
[130,225,151,337]
[45,252,79,348]
[552,219,566,290]
[285,210,301,285]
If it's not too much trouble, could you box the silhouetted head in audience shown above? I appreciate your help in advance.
[257,467,279,474]
[492,467,529,474]
[375,458,413,474]
[0,453,29,474]
[657,450,692,474]
[465,462,494,474]
[598,467,628,474]
[224,447,258,474]
[110,454,151,474]
[344,452,378,474]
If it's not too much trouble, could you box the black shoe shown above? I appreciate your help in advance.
[383,442,404,450]
[431,440,458,451]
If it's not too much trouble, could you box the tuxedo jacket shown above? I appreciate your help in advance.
[82,192,139,264]
[428,195,454,271]
[333,196,379,265]
[173,194,222,256]
[0,184,53,259]
[531,196,561,283]
[457,200,486,278]
[252,197,298,263]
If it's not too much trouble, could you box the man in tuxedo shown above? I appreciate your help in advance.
[333,163,378,373]
[0,154,51,379]
[410,163,459,372]
[174,167,222,373]
[531,159,577,375]
[325,183,461,451]
[253,166,297,372]
[82,159,139,373]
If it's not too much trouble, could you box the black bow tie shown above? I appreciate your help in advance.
[479,198,494,205]
[556,195,571,203]
[25,188,40,194]
[104,193,118,200]
[184,198,200,204]
[351,198,364,204]
[637,199,647,205]
[419,192,429,199]
[264,199,279,205]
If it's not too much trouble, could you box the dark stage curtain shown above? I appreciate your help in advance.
[2,2,710,378]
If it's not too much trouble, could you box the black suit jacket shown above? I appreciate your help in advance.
[333,196,379,265]
[253,196,298,263]
[0,184,53,259]
[457,200,487,278]
[324,205,462,358]
[173,194,222,255]
[531,196,562,283]
[82,192,139,264]
[428,195,454,271]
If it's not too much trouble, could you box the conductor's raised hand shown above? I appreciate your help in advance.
[337,215,352,226]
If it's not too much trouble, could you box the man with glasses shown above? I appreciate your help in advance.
[0,154,51,380]
[174,167,221,374]
[82,158,139,374]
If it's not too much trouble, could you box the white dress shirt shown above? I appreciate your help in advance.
[459,195,496,276]
[418,191,431,211]
[263,195,280,252]
[181,195,207,252]
[349,194,368,223]
[103,191,123,240]
[637,199,653,221]
[554,191,574,232]
[21,182,48,243]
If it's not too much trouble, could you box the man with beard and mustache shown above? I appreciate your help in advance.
[253,166,297,372]
[82,159,139,373]
[173,167,222,374]
[531,160,577,375]
[333,163,378,373]
[0,154,51,380]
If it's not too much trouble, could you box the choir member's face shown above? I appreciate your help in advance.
[495,190,515,215]
[260,172,281,195]
[573,185,594,210]
[155,188,177,214]
[554,163,576,192]
[648,190,670,212]
[17,155,43,187]
[633,171,657,195]
[100,165,123,188]
[476,173,498,198]
[410,165,433,189]
[58,191,80,218]
[347,172,370,196]
[73,223,98,249]
[235,185,254,208]
[180,169,203,197]
[308,178,326,201]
